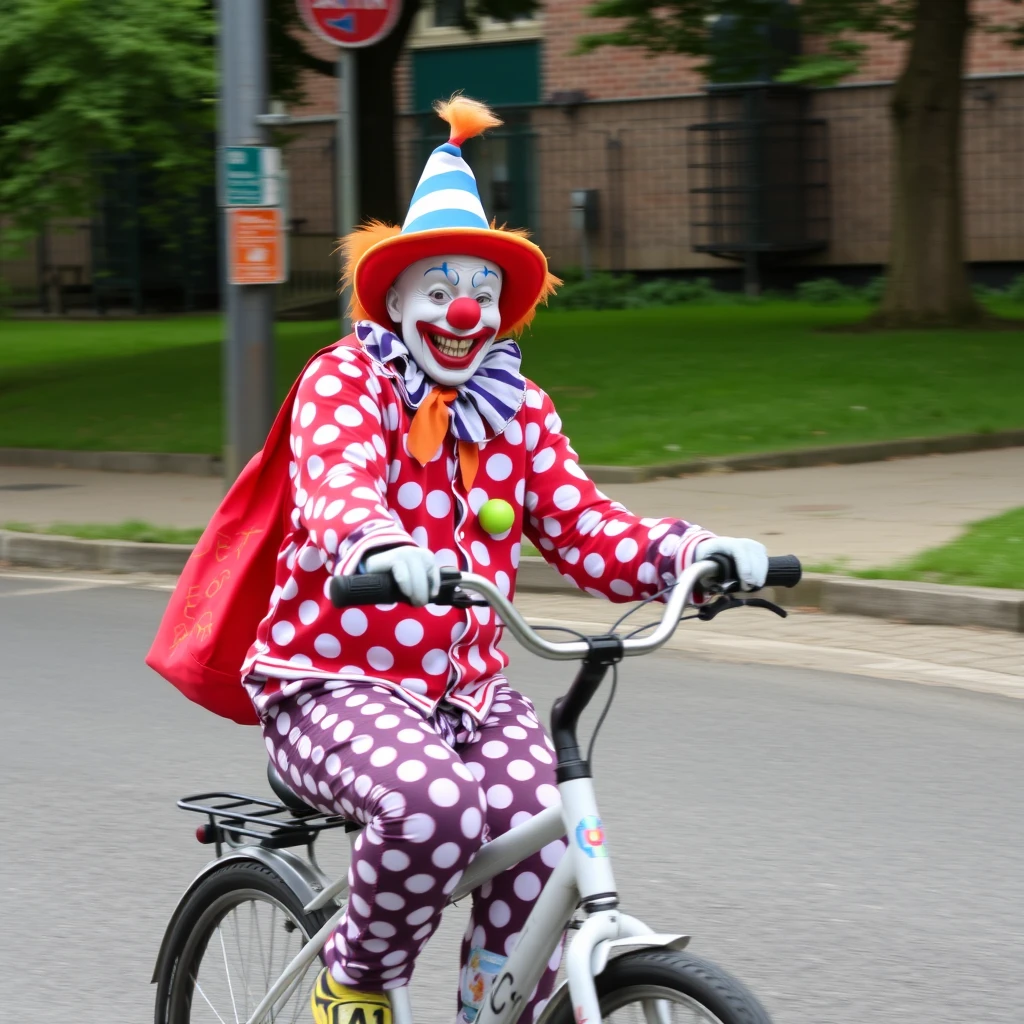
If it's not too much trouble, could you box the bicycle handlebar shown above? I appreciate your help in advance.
[329,554,802,663]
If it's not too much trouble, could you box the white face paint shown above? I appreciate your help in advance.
[385,254,503,386]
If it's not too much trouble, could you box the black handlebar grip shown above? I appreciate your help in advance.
[329,572,405,608]
[764,555,802,589]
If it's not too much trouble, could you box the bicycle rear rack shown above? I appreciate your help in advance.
[179,791,351,852]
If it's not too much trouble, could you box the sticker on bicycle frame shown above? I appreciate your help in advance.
[459,948,507,1023]
[575,815,608,858]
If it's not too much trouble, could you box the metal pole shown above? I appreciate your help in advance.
[219,0,276,484]
[337,50,358,335]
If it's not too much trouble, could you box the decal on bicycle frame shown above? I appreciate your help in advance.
[575,815,608,858]
[459,948,507,1023]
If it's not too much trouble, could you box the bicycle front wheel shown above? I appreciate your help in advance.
[155,860,332,1024]
[543,949,773,1024]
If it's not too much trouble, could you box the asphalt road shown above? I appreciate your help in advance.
[2,571,1023,1022]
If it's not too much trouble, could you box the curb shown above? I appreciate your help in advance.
[583,429,1024,483]
[2,429,1022,482]
[0,530,191,575]
[2,531,1022,634]
[0,448,222,477]
[766,574,1024,634]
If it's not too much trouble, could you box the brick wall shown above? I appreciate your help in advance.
[291,31,339,116]
[543,0,704,101]
[296,2,1024,119]
[545,0,1024,102]
[530,75,1024,273]
[393,75,1024,274]
[284,7,1024,278]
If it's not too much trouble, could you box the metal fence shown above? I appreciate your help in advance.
[391,75,1024,277]
[6,76,1024,311]
[278,126,340,311]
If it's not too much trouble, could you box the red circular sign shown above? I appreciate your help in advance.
[297,0,402,48]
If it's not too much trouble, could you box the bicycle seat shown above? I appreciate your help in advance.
[267,760,318,814]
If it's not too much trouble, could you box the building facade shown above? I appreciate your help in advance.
[285,0,1024,285]
[6,2,1023,310]
[407,0,1024,277]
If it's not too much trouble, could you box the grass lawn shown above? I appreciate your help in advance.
[855,507,1024,591]
[2,302,1023,464]
[0,516,540,554]
[2,519,204,545]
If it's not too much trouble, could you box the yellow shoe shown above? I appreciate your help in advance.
[311,967,392,1024]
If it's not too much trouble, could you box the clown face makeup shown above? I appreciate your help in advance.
[385,255,503,386]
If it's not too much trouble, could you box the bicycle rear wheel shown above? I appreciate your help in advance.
[541,948,773,1024]
[155,860,332,1024]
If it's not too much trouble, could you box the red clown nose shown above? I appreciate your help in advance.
[446,296,481,330]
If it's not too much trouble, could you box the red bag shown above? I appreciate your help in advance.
[146,340,349,724]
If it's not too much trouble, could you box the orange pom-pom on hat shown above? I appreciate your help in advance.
[343,95,559,337]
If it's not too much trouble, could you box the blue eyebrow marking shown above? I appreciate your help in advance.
[425,262,459,285]
[471,266,499,288]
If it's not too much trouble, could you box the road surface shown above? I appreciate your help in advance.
[2,571,1022,1021]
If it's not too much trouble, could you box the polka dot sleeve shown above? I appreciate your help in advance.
[290,348,414,576]
[521,387,716,602]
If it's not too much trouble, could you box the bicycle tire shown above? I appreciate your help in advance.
[541,948,773,1024]
[154,860,332,1024]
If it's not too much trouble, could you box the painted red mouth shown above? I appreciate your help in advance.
[417,321,495,369]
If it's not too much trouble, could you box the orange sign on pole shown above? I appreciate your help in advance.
[227,207,286,285]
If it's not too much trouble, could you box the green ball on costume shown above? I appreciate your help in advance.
[479,498,515,535]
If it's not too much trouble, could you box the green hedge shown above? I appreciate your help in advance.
[545,272,1024,311]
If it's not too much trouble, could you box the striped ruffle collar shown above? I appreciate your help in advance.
[354,320,526,444]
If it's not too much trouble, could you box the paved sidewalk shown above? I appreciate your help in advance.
[516,591,1024,701]
[2,447,1022,568]
[3,565,1020,700]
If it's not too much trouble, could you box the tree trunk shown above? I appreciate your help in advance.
[355,0,421,224]
[875,0,981,327]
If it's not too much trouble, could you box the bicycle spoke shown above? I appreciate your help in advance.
[176,882,320,1024]
[252,898,271,992]
[192,975,231,1024]
[268,903,277,994]
[602,986,726,1024]
[232,903,254,1015]
[217,926,241,1024]
[642,999,674,1024]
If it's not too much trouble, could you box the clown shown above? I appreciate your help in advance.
[240,97,768,1024]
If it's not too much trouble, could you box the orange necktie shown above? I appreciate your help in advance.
[407,388,479,489]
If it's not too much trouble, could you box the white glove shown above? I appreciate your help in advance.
[694,536,769,591]
[363,546,441,607]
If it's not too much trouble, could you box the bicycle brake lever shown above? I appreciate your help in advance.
[434,580,488,609]
[697,595,788,621]
[743,597,788,618]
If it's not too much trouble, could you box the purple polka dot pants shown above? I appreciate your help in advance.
[255,680,567,1019]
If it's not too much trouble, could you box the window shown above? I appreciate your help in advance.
[433,0,465,28]
[410,2,543,47]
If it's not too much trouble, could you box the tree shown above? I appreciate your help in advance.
[0,0,215,248]
[0,0,536,253]
[267,0,538,226]
[579,0,1022,327]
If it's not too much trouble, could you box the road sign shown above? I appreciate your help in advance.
[221,146,281,207]
[297,0,402,48]
[227,208,286,285]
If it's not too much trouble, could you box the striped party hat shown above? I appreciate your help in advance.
[345,96,558,337]
[403,135,489,234]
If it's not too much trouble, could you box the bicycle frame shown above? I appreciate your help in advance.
[233,561,723,1024]
[243,785,687,1024]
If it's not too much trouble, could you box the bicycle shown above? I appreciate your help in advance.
[153,551,803,1024]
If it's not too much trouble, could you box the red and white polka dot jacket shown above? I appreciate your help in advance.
[242,331,714,723]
